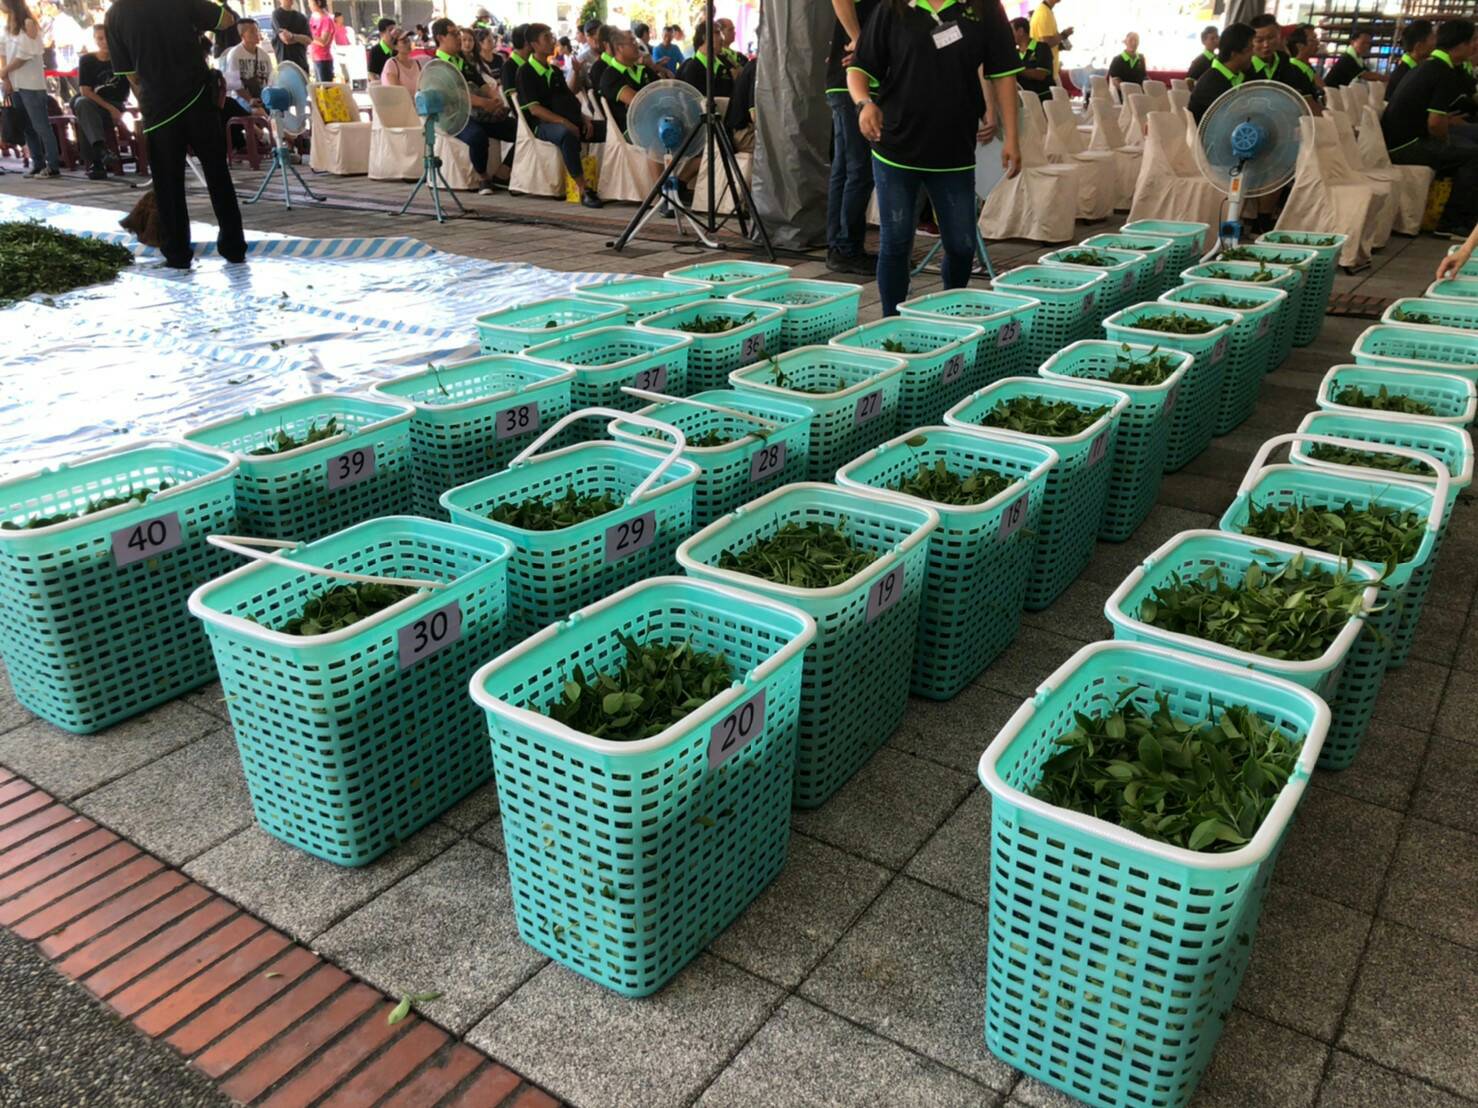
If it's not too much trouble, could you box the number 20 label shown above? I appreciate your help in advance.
[326,446,376,490]
[605,511,657,562]
[866,565,905,622]
[111,512,182,568]
[398,601,462,669]
[708,689,766,769]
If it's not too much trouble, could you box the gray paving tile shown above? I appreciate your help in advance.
[1372,658,1449,733]
[0,700,219,801]
[1019,575,1115,644]
[904,787,990,905]
[695,995,997,1108]
[183,821,459,941]
[1457,617,1478,673]
[437,781,499,835]
[1275,787,1403,912]
[0,667,32,735]
[1430,558,1478,616]
[1311,720,1428,812]
[890,685,1022,775]
[1379,817,1478,952]
[1406,602,1465,668]
[73,729,252,866]
[182,681,230,723]
[314,839,545,1035]
[469,813,504,853]
[468,954,783,1108]
[1341,920,1478,1099]
[1318,1051,1474,1108]
[708,833,890,989]
[799,876,1014,1091]
[1435,674,1478,747]
[1155,471,1239,517]
[1236,883,1371,1042]
[1411,735,1478,834]
[790,748,973,870]
[975,626,1089,701]
[1081,505,1219,587]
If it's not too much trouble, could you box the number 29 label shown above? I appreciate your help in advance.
[708,689,766,769]
[605,511,657,562]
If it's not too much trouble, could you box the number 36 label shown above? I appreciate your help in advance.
[605,511,657,562]
[326,446,377,490]
[866,565,905,622]
[708,688,766,769]
[398,601,462,669]
[111,512,183,567]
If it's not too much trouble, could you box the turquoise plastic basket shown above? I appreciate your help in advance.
[1176,261,1296,374]
[569,275,715,322]
[1424,275,1478,303]
[663,259,792,295]
[1121,219,1211,278]
[470,576,814,996]
[189,517,514,866]
[1159,282,1288,435]
[991,266,1109,367]
[677,483,938,808]
[1080,232,1179,296]
[897,288,1040,388]
[0,441,238,735]
[1316,364,1477,426]
[1291,411,1475,668]
[475,296,625,354]
[182,394,414,542]
[835,428,1056,699]
[636,299,785,394]
[370,355,577,518]
[523,326,692,438]
[607,389,814,526]
[828,316,985,427]
[1257,230,1345,347]
[945,377,1128,610]
[1383,296,1478,334]
[1039,340,1191,541]
[980,640,1329,1108]
[1217,244,1316,349]
[1101,303,1235,472]
[1351,323,1478,384]
[441,412,702,639]
[732,278,863,349]
[728,345,906,480]
[1219,434,1445,769]
[1038,249,1148,316]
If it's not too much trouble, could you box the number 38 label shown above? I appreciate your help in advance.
[708,688,766,769]
[866,565,905,622]
[495,401,540,440]
[398,601,462,669]
[111,512,182,568]
[605,510,657,563]
[326,445,376,490]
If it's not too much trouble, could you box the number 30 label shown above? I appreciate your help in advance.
[398,601,462,669]
[866,565,905,622]
[111,512,182,567]
[708,689,766,769]
[327,445,376,490]
[605,511,657,562]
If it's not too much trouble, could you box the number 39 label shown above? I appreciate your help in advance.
[495,401,540,440]
[708,689,766,769]
[605,510,657,562]
[327,445,376,490]
[111,512,182,567]
[398,601,462,669]
[866,565,905,622]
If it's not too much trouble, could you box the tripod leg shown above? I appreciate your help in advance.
[717,127,775,259]
[610,121,706,251]
[399,166,428,216]
[910,238,942,279]
[247,156,280,204]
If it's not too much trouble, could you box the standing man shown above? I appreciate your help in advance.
[366,17,394,78]
[1326,26,1381,87]
[1107,32,1146,93]
[516,22,604,207]
[823,0,876,275]
[1029,0,1071,85]
[1187,25,1218,84]
[1388,20,1435,102]
[1187,21,1254,123]
[1282,26,1324,110]
[1011,17,1053,101]
[271,0,309,71]
[105,0,247,268]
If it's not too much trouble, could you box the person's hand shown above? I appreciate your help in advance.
[1061,26,1074,36]
[581,117,594,139]
[857,101,881,142]
[842,37,856,65]
[1436,245,1472,280]
[1,79,12,98]
[977,116,997,144]
[1001,136,1022,178]
[108,103,124,123]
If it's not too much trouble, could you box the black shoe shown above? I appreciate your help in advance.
[39,168,60,178]
[827,249,874,276]
[580,190,604,209]
[86,164,108,181]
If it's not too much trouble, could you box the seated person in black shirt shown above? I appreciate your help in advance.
[1011,17,1053,100]
[678,19,733,99]
[1188,21,1255,123]
[1107,33,1147,93]
[1383,18,1478,236]
[1187,25,1218,85]
[367,18,395,77]
[1283,27,1324,109]
[517,22,606,207]
[583,23,612,95]
[1388,20,1434,103]
[73,23,130,179]
[725,53,756,150]
[1247,16,1288,82]
[502,23,528,90]
[597,28,655,137]
[1326,27,1381,87]
[430,18,506,192]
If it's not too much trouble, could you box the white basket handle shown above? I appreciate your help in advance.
[207,535,449,589]
[1241,433,1450,532]
[509,406,687,506]
[619,386,782,430]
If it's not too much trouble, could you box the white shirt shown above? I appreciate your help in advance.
[219,42,275,99]
[1,25,44,91]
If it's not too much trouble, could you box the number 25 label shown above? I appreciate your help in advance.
[398,601,462,669]
[605,511,657,562]
[708,689,766,769]
[996,320,1022,348]
[327,445,376,490]
[111,512,182,567]
[866,565,905,622]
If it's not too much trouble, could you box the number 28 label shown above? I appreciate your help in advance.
[708,689,766,769]
[749,440,787,482]
[605,511,657,562]
[327,446,376,490]
[866,565,905,622]
[398,601,462,669]
[111,512,182,567]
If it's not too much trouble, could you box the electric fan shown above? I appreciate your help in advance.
[617,80,713,244]
[399,59,471,223]
[1192,81,1309,252]
[248,61,325,209]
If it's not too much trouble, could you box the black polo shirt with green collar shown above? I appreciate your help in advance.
[1251,50,1314,99]
[1382,48,1464,151]
[501,50,525,94]
[105,0,227,131]
[1325,46,1368,88]
[516,53,583,127]
[1187,57,1243,123]
[1107,51,1147,87]
[1187,48,1215,83]
[598,56,654,135]
[826,0,878,94]
[1288,55,1320,98]
[849,0,1021,172]
[1387,52,1418,100]
[678,49,734,98]
[367,38,393,77]
[1017,37,1054,98]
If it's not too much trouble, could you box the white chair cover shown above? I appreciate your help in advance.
[1117,82,1144,132]
[1043,95,1116,219]
[1090,74,1111,105]
[365,84,424,181]
[1020,90,1049,136]
[1126,109,1224,242]
[1340,106,1428,236]
[1325,110,1395,248]
[507,93,568,197]
[694,146,753,215]
[1170,78,1189,92]
[1087,96,1141,209]
[1324,86,1346,114]
[979,98,1080,243]
[434,130,483,190]
[1277,115,1382,268]
[1367,80,1386,108]
[596,95,661,203]
[1122,94,1151,149]
[308,81,371,175]
[1143,78,1167,99]
[1168,87,1190,113]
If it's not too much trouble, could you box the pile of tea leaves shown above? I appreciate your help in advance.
[1107,345,1179,387]
[1220,247,1303,266]
[1129,312,1219,335]
[279,582,415,635]
[1307,443,1430,476]
[250,418,343,456]
[977,395,1108,437]
[1177,291,1260,311]
[680,312,755,334]
[1030,691,1302,852]
[1,481,176,531]
[1272,234,1336,246]
[489,485,623,530]
[1332,384,1438,417]
[1390,306,1437,325]
[0,222,134,303]
[719,519,876,587]
[881,338,926,354]
[1204,261,1277,282]
[1059,249,1113,267]
[889,459,1011,506]
[1241,499,1425,569]
[764,357,847,395]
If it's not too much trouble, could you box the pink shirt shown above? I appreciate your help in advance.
[308,11,334,62]
[381,56,419,95]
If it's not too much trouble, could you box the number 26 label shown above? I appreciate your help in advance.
[398,601,462,669]
[111,512,182,567]
[605,511,657,562]
[327,446,376,490]
[866,565,905,622]
[941,353,965,385]
[708,689,766,769]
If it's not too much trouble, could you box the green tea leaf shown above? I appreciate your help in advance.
[387,996,412,1025]
[489,484,623,530]
[975,395,1109,437]
[718,519,876,588]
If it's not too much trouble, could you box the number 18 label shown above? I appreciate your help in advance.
[398,601,463,669]
[866,565,905,622]
[327,445,377,490]
[605,511,657,562]
[997,493,1028,540]
[708,689,766,769]
[111,512,183,567]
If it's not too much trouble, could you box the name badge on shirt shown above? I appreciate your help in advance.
[933,23,963,49]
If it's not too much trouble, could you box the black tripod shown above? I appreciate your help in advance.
[610,1,774,258]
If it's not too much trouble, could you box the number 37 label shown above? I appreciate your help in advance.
[398,601,462,669]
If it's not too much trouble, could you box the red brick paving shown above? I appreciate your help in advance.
[0,769,564,1107]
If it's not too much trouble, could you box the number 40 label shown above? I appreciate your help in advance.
[111,512,183,567]
[398,601,462,669]
[708,688,766,769]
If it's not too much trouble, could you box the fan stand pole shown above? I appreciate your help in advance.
[246,117,325,209]
[399,115,467,222]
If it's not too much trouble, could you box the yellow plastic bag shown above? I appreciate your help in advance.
[1422,178,1453,233]
[565,153,600,203]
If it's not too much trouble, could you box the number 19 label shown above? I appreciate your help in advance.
[327,445,376,490]
[398,601,462,669]
[708,689,766,769]
[111,512,183,567]
[866,565,905,622]
[495,401,540,440]
[604,510,657,562]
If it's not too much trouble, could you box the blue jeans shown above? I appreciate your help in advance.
[535,120,596,180]
[13,88,60,172]
[826,91,872,256]
[871,158,976,316]
[456,118,493,175]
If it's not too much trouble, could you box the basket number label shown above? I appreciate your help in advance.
[1210,337,1229,364]
[1087,431,1110,467]
[605,510,657,562]
[398,601,463,669]
[749,440,787,482]
[1082,292,1096,316]
[1154,255,1167,275]
[1120,271,1135,293]
[996,320,1022,348]
[997,492,1029,540]
[327,446,376,490]
[1256,315,1271,338]
[495,401,540,440]
[112,512,183,567]
[854,390,885,426]
[631,365,668,392]
[740,332,766,360]
[866,564,905,622]
[708,688,766,769]
[1164,384,1180,415]
[941,353,966,385]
